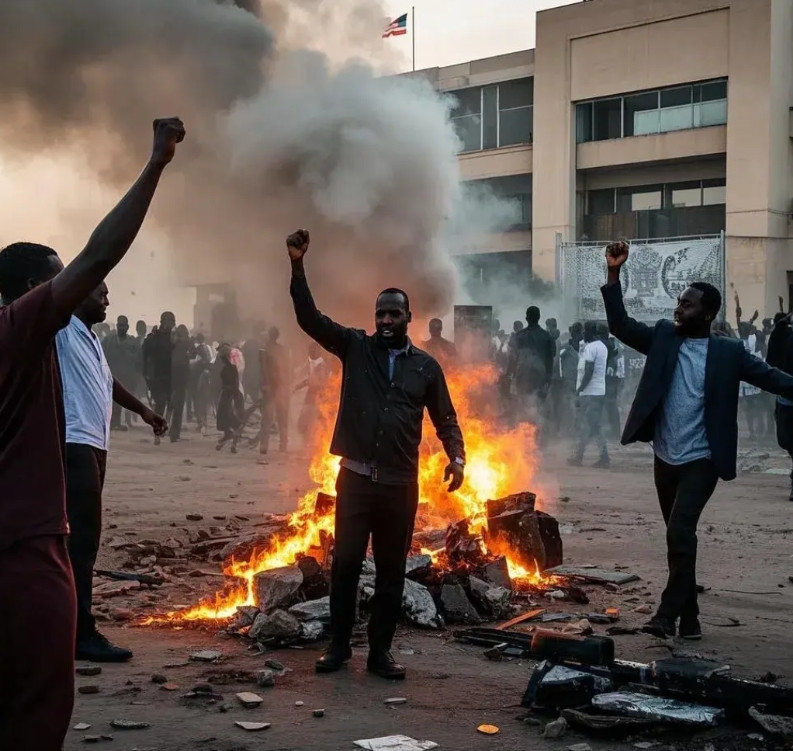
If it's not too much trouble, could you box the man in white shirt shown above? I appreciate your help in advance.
[57,282,167,662]
[569,320,609,468]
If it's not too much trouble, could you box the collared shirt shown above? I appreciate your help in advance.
[653,337,710,465]
[291,273,465,485]
[56,316,114,451]
[0,282,71,550]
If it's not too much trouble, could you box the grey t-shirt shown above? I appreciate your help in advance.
[653,337,710,465]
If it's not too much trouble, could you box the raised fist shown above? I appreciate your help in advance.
[286,229,310,261]
[151,117,186,166]
[605,240,629,269]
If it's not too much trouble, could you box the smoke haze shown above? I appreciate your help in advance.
[0,0,513,334]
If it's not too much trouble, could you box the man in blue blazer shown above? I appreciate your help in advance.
[602,241,793,640]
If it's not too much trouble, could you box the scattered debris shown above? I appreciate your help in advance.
[749,706,793,737]
[591,692,725,726]
[161,683,179,691]
[288,596,330,622]
[312,709,325,718]
[496,608,545,630]
[253,565,304,613]
[76,666,102,677]
[440,580,482,624]
[545,565,640,585]
[236,692,264,708]
[476,724,499,735]
[250,609,301,643]
[384,697,407,705]
[295,701,305,707]
[185,514,203,521]
[73,723,92,731]
[189,650,222,663]
[402,579,443,629]
[256,669,276,688]
[110,720,150,730]
[354,736,438,751]
[633,604,653,615]
[78,686,100,695]
[150,674,168,684]
[299,620,325,642]
[543,717,568,739]
[265,659,285,671]
[234,721,271,731]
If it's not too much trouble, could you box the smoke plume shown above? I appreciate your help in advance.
[0,0,505,333]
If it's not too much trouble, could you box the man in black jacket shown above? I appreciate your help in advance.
[286,229,465,680]
[767,312,793,499]
[602,241,793,640]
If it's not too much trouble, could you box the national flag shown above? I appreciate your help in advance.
[382,13,408,38]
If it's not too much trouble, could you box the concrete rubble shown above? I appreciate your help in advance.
[253,565,304,613]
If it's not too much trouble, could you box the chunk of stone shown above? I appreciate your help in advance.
[405,554,432,577]
[296,556,322,579]
[439,581,482,624]
[76,666,102,677]
[313,709,325,717]
[256,669,276,688]
[189,649,222,662]
[265,659,285,671]
[299,620,325,642]
[230,605,260,630]
[235,721,271,731]
[78,685,100,695]
[476,557,512,590]
[402,579,443,629]
[250,609,301,642]
[384,697,407,705]
[236,692,264,708]
[288,596,330,622]
[543,717,568,739]
[485,586,512,618]
[253,566,304,613]
[150,673,168,684]
[110,719,150,729]
[73,723,92,731]
[185,514,203,521]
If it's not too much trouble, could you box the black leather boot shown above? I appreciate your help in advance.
[315,642,352,673]
[366,650,406,680]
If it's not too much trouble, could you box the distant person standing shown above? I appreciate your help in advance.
[558,322,583,433]
[260,326,291,456]
[103,315,141,430]
[296,342,330,445]
[241,328,264,404]
[422,318,457,365]
[216,343,244,452]
[168,324,193,442]
[569,321,609,468]
[143,311,175,443]
[57,283,167,662]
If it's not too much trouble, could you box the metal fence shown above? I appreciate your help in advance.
[556,232,725,323]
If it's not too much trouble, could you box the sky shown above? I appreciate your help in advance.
[382,0,580,72]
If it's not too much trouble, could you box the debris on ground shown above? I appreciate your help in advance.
[76,666,102,677]
[476,724,499,735]
[543,717,568,738]
[312,709,325,717]
[353,736,439,751]
[189,650,222,663]
[109,719,151,729]
[234,721,271,731]
[591,692,725,726]
[236,691,263,708]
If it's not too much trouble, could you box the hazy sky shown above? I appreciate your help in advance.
[382,0,580,71]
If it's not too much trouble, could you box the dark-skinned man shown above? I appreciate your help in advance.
[287,229,465,680]
[422,318,457,366]
[57,282,167,662]
[0,117,184,751]
[602,240,793,641]
[103,314,141,430]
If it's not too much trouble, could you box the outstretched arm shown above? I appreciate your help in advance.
[600,241,655,355]
[739,348,793,400]
[425,363,465,492]
[51,119,185,319]
[287,230,354,359]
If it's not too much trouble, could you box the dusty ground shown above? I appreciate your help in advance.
[64,419,793,751]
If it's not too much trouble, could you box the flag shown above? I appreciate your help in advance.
[382,13,408,38]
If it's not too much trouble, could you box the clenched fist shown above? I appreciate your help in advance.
[286,229,310,261]
[151,117,186,167]
[605,240,629,269]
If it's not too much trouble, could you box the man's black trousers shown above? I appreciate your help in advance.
[65,443,107,642]
[653,456,719,621]
[330,468,419,652]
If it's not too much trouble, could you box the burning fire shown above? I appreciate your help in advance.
[153,362,545,623]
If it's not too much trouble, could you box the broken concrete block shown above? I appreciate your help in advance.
[251,609,301,642]
[749,706,793,737]
[253,566,304,613]
[235,721,271,731]
[265,659,285,671]
[484,586,511,618]
[405,554,432,577]
[236,692,264,708]
[476,557,512,590]
[296,555,322,579]
[543,717,568,739]
[110,719,150,729]
[299,620,325,642]
[73,723,91,731]
[403,579,443,629]
[384,697,407,705]
[439,581,482,624]
[288,596,330,622]
[189,649,222,662]
[230,605,260,630]
[468,576,490,609]
[256,669,276,688]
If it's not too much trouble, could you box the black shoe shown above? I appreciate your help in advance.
[367,650,406,680]
[76,631,133,662]
[315,643,352,673]
[678,617,702,641]
[641,615,675,639]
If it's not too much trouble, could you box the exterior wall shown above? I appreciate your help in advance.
[457,146,532,180]
[579,158,726,191]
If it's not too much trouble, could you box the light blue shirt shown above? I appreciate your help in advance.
[653,337,711,465]
[56,316,114,451]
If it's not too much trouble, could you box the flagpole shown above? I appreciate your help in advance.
[412,6,415,71]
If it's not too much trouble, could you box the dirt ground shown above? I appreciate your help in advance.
[64,420,793,751]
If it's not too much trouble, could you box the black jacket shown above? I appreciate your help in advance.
[290,272,465,485]
[507,324,555,392]
[602,282,793,481]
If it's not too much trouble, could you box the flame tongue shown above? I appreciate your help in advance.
[161,363,544,624]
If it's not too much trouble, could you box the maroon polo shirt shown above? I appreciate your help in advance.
[0,281,70,550]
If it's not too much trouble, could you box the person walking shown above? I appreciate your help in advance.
[286,229,465,680]
[602,240,793,640]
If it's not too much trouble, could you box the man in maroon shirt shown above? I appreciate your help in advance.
[0,117,185,751]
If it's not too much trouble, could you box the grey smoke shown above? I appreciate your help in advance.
[0,0,513,330]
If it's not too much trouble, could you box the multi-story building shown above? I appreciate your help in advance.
[414,0,793,319]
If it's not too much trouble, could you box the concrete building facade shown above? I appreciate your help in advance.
[417,0,793,317]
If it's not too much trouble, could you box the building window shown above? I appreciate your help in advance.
[590,179,726,215]
[464,174,532,230]
[576,78,727,143]
[450,78,533,153]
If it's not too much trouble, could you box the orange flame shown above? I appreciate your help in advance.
[150,362,545,624]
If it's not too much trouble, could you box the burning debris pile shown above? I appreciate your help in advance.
[141,487,573,648]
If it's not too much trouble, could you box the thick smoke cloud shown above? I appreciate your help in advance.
[0,0,502,332]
